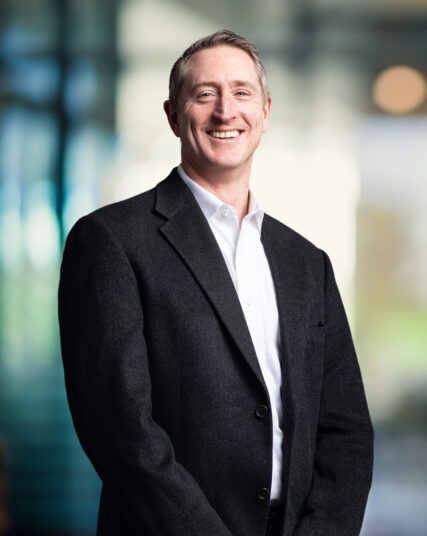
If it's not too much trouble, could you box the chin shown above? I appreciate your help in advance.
[207,155,244,169]
[209,163,242,173]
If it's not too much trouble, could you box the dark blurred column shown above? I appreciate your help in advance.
[55,0,119,245]
[0,438,10,536]
[53,0,68,245]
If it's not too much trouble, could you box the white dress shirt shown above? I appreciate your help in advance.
[177,165,284,500]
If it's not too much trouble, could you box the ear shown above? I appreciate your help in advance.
[164,100,180,137]
[262,94,272,133]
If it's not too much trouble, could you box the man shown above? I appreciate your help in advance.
[58,30,374,536]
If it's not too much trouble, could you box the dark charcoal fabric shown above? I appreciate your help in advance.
[58,167,374,536]
[266,501,284,536]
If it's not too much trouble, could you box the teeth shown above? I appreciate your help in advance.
[209,130,240,138]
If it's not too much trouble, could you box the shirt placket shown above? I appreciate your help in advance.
[235,220,262,347]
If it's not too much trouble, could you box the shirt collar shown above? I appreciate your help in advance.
[177,165,264,234]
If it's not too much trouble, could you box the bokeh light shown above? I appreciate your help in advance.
[372,65,426,114]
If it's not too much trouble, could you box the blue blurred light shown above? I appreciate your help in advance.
[23,180,60,272]
[3,58,60,105]
[65,60,97,119]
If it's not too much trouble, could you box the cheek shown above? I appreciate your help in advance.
[250,115,265,135]
[247,106,266,127]
[179,118,196,140]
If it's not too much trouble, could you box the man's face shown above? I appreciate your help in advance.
[165,45,271,179]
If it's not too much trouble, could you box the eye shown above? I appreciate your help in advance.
[235,90,250,97]
[197,91,214,99]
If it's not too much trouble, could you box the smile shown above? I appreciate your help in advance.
[208,130,241,139]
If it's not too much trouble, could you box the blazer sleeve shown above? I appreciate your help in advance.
[294,251,374,536]
[58,214,233,536]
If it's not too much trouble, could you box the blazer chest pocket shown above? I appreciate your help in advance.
[306,323,326,344]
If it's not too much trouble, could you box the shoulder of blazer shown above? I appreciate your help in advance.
[261,212,324,268]
[76,186,157,231]
[65,169,184,246]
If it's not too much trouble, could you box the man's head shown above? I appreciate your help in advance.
[164,30,272,182]
[168,29,269,110]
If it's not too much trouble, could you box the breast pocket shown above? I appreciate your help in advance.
[306,324,326,344]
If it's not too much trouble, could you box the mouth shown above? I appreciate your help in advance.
[207,130,241,139]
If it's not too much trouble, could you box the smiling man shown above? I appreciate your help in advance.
[58,30,374,536]
[163,43,271,220]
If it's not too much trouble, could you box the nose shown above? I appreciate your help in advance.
[212,93,235,123]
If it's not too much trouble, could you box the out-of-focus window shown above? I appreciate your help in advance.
[0,0,118,533]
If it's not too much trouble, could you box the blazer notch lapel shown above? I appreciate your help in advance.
[155,170,268,392]
[261,215,311,415]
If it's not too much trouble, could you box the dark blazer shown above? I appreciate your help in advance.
[58,167,373,536]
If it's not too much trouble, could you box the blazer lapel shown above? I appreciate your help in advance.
[260,214,310,434]
[154,169,268,392]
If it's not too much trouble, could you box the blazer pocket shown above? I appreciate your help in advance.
[306,324,326,343]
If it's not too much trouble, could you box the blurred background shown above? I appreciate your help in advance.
[0,0,426,534]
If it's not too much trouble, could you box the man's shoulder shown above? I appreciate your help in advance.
[64,169,181,264]
[262,213,327,288]
[87,186,156,226]
[66,167,180,243]
[72,167,182,234]
[262,213,323,259]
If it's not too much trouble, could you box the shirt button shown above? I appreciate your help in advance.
[254,405,269,419]
[222,208,230,217]
[256,487,270,501]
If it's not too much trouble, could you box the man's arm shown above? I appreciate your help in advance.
[58,214,233,536]
[294,251,374,536]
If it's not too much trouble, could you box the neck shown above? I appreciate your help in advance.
[181,160,252,227]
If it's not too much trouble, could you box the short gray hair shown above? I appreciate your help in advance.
[168,29,269,109]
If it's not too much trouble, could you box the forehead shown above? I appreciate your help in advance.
[183,45,260,88]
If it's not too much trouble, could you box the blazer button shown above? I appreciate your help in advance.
[256,487,270,501]
[254,404,269,419]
